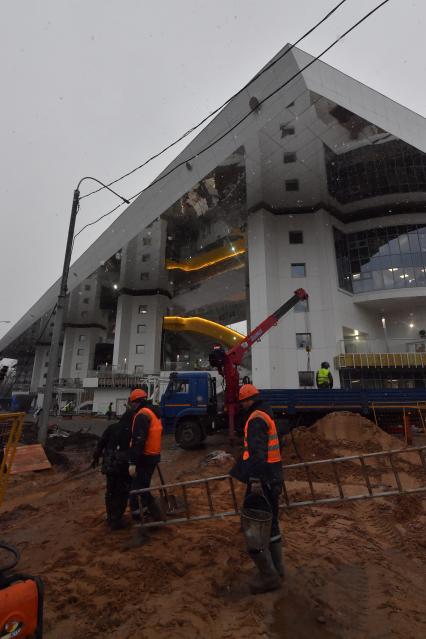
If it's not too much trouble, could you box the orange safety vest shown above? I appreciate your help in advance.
[132,407,163,456]
[243,410,281,463]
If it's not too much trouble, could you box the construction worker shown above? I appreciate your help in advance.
[127,388,164,547]
[231,384,284,594]
[92,409,133,530]
[316,362,333,389]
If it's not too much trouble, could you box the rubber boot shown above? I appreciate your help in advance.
[147,497,166,522]
[248,549,282,594]
[269,540,284,579]
[109,519,129,531]
[123,525,148,549]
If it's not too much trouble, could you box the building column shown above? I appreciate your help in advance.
[60,326,106,380]
[113,294,168,375]
[30,345,50,391]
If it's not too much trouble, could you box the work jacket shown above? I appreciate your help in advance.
[129,402,162,467]
[93,410,132,475]
[231,400,283,485]
[316,368,333,388]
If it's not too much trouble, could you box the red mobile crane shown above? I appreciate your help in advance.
[209,288,309,441]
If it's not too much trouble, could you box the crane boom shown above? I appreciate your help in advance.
[209,288,309,442]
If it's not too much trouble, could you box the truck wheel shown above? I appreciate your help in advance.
[176,420,203,449]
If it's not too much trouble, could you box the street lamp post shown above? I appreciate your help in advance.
[38,178,129,445]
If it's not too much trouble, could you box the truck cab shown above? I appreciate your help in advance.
[161,372,224,448]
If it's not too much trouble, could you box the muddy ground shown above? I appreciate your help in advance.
[1,413,426,639]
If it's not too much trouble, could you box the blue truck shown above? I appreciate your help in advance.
[160,371,426,448]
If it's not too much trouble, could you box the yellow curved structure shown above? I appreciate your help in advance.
[163,316,245,348]
[165,237,245,272]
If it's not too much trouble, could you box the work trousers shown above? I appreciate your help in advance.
[246,481,282,541]
[129,459,158,521]
[105,473,131,525]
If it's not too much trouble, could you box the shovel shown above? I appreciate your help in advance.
[157,464,183,515]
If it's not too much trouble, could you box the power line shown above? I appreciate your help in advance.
[79,0,349,201]
[74,0,390,240]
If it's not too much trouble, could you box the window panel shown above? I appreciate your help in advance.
[289,231,303,244]
[291,263,306,277]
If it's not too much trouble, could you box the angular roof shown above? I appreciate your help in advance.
[1,45,425,352]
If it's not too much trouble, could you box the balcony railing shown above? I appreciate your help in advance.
[338,338,426,355]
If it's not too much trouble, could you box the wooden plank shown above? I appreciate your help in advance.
[7,444,51,474]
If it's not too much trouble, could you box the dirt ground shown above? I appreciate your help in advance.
[2,413,426,639]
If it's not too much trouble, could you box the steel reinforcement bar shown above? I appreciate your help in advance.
[131,445,426,529]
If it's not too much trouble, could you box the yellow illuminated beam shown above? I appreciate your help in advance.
[165,238,245,272]
[163,316,245,348]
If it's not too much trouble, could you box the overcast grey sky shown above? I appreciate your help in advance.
[0,0,425,340]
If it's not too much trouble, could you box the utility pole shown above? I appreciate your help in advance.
[38,179,129,445]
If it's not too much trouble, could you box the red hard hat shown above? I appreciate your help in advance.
[238,384,259,401]
[129,389,147,402]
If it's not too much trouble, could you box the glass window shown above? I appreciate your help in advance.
[75,363,82,370]
[143,237,152,246]
[142,253,151,262]
[280,125,295,137]
[140,272,149,281]
[136,344,145,354]
[84,285,91,291]
[81,311,88,319]
[289,231,303,244]
[137,324,146,334]
[83,298,89,304]
[291,263,306,277]
[283,152,296,163]
[294,299,309,312]
[168,380,189,393]
[285,179,299,192]
[79,335,86,342]
[77,348,85,356]
[296,333,311,349]
[139,305,148,314]
[134,365,144,374]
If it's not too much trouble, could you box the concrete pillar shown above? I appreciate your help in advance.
[113,294,168,374]
[248,209,342,389]
[113,219,170,375]
[60,326,106,380]
[30,345,50,391]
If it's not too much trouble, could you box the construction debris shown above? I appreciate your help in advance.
[9,444,51,474]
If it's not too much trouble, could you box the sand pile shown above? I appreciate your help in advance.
[284,412,402,465]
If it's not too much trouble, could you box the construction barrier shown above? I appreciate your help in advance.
[371,403,426,444]
[0,413,25,508]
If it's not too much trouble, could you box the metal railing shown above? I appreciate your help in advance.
[0,412,25,507]
[338,337,426,355]
[131,445,426,529]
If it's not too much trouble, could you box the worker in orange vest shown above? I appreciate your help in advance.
[127,388,164,547]
[231,383,284,594]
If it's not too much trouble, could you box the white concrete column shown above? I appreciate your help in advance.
[113,219,170,375]
[113,294,168,374]
[248,209,345,389]
[30,345,50,391]
[60,326,106,380]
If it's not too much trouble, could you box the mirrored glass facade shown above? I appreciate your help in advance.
[335,225,426,293]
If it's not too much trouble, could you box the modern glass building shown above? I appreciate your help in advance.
[1,45,426,408]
